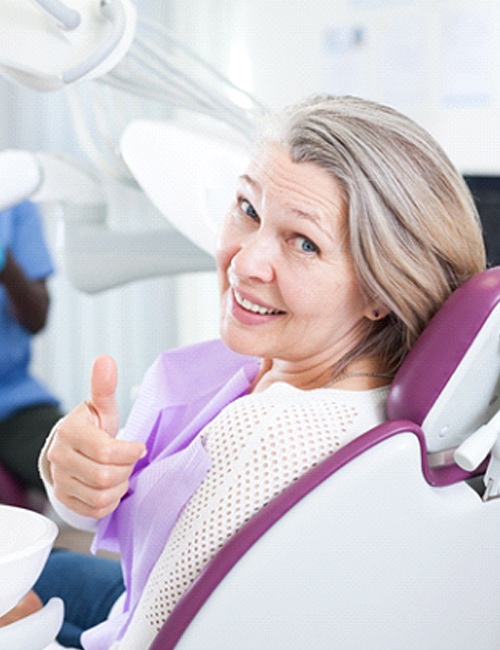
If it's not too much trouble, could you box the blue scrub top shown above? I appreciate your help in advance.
[0,201,59,420]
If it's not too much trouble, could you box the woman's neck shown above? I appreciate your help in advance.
[251,357,392,393]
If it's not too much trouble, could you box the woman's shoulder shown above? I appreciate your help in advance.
[251,382,390,433]
[222,382,389,428]
[262,381,389,402]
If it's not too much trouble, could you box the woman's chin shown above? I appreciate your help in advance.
[220,325,266,358]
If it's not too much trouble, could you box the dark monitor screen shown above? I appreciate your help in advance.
[463,175,500,267]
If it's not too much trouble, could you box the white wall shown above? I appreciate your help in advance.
[2,0,500,419]
[173,0,500,169]
[175,0,500,347]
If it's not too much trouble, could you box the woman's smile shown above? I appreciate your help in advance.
[232,288,284,316]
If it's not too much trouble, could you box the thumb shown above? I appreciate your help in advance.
[89,355,120,436]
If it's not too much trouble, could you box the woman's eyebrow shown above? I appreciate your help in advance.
[237,174,264,200]
[290,208,336,243]
[238,174,340,244]
[238,174,257,188]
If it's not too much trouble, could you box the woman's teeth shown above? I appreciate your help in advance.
[234,290,281,315]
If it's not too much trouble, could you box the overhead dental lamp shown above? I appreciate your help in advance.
[0,0,266,290]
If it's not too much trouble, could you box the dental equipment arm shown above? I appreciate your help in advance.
[0,0,136,90]
[61,0,129,85]
[0,148,215,292]
[62,219,214,293]
[0,149,105,211]
[32,0,81,30]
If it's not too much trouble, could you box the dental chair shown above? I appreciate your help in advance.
[0,463,31,510]
[151,266,500,650]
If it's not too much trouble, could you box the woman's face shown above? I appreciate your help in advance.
[216,143,372,376]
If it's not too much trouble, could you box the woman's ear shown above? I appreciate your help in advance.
[365,304,390,321]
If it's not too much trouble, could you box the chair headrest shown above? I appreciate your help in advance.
[387,267,500,455]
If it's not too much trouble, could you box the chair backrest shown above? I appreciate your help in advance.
[151,267,500,650]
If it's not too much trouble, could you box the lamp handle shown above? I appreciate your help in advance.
[32,0,81,30]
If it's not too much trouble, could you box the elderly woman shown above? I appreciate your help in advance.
[8,95,486,648]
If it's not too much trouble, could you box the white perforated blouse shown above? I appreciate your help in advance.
[116,382,388,648]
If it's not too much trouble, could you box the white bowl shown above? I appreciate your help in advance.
[0,505,58,617]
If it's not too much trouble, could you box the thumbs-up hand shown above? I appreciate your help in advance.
[87,355,121,436]
[47,356,146,519]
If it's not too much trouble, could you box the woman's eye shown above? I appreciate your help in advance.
[296,236,319,254]
[239,198,259,221]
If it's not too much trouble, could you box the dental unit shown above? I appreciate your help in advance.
[0,2,500,649]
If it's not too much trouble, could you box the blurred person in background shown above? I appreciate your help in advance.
[0,199,63,497]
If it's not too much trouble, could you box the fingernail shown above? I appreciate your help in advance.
[84,400,101,427]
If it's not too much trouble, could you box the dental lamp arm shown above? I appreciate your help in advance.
[61,0,129,84]
[62,222,214,293]
[0,148,215,292]
[32,0,81,30]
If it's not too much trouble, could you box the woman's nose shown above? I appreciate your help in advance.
[230,232,276,284]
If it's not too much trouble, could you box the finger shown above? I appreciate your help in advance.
[53,480,127,520]
[49,446,133,515]
[89,355,120,436]
[50,412,146,468]
[49,438,142,519]
[79,433,146,467]
[50,444,137,490]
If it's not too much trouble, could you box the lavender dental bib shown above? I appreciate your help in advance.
[82,340,259,649]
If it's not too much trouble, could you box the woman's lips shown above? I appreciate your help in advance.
[233,288,283,316]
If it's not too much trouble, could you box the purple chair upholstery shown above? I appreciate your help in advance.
[151,267,500,650]
[0,464,30,509]
[388,268,500,435]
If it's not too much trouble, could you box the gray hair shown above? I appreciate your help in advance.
[261,95,486,374]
